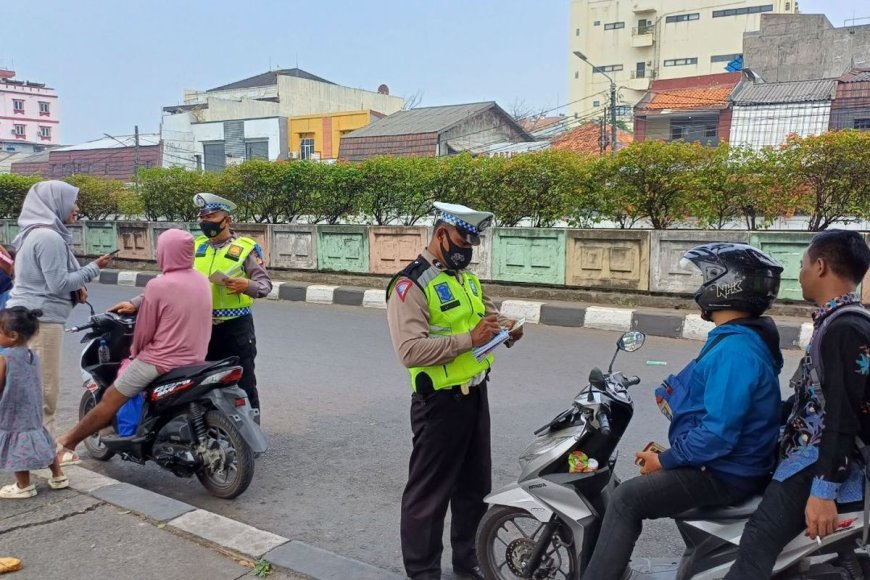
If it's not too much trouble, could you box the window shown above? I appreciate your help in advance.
[575,71,579,79]
[13,124,25,136]
[593,64,623,73]
[593,20,601,26]
[636,18,653,34]
[604,21,625,30]
[664,57,698,67]
[615,105,632,117]
[593,100,601,108]
[705,125,718,138]
[855,119,870,130]
[671,126,684,140]
[12,99,23,112]
[785,2,791,10]
[713,5,773,17]
[300,137,315,160]
[576,28,580,36]
[636,61,646,78]
[711,53,743,63]
[39,126,51,139]
[38,101,50,115]
[202,142,226,172]
[245,141,268,160]
[666,13,700,23]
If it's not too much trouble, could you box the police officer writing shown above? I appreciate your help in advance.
[387,202,523,580]
[110,193,272,418]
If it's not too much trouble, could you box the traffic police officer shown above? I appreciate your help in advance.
[387,202,523,580]
[111,193,272,417]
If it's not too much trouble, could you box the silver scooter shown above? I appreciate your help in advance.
[476,331,868,579]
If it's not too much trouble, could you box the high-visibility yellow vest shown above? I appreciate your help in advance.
[388,258,492,393]
[194,235,257,320]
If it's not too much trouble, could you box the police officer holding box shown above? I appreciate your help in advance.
[387,202,524,580]
[111,193,272,417]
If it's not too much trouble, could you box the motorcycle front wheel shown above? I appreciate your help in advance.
[78,389,115,461]
[476,506,577,580]
[195,411,255,499]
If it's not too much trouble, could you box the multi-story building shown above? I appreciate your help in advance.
[288,110,384,161]
[0,69,60,154]
[568,0,796,120]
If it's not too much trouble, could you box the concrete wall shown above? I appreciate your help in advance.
[369,226,429,275]
[650,230,749,293]
[203,97,278,122]
[744,15,870,83]
[566,230,650,291]
[278,76,403,117]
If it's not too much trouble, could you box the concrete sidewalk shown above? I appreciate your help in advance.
[0,466,397,580]
[99,269,812,350]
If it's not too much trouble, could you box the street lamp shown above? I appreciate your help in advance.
[574,50,618,157]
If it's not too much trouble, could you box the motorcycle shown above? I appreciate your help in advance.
[476,331,868,579]
[70,311,267,499]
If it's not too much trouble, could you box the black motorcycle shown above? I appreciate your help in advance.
[70,312,267,499]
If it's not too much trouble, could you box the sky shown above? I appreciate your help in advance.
[3,0,862,144]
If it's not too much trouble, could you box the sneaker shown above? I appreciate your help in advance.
[0,483,36,499]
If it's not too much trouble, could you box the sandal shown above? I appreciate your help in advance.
[0,483,36,499]
[56,444,81,467]
[48,475,69,490]
[0,557,21,574]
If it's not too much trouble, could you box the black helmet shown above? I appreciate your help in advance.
[681,243,783,317]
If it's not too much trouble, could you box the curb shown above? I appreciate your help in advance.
[99,269,811,350]
[35,465,403,580]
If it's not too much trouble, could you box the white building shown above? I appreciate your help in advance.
[161,68,403,170]
[568,0,796,120]
[729,77,837,150]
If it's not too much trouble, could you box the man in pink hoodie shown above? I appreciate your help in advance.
[56,229,212,456]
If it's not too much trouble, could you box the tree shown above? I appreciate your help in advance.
[223,160,289,223]
[608,141,705,229]
[62,175,128,220]
[0,174,41,219]
[775,131,870,231]
[137,167,208,221]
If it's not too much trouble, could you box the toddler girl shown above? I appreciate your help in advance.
[0,307,67,498]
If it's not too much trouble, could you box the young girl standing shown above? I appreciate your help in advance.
[0,307,68,498]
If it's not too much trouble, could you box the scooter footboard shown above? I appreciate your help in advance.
[205,386,268,453]
[484,482,555,523]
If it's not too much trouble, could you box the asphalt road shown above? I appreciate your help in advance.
[32,284,802,576]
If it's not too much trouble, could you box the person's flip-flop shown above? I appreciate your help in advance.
[56,445,81,467]
[0,557,22,574]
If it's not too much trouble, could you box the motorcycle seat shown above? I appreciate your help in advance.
[152,357,240,384]
[674,494,763,520]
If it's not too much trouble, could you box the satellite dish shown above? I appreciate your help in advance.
[377,84,390,95]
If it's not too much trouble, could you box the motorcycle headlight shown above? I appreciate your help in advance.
[519,434,576,463]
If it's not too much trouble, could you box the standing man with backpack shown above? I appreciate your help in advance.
[727,230,870,579]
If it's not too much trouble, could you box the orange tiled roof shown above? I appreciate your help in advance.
[549,122,633,155]
[640,85,735,111]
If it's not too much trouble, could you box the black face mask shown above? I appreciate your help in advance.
[199,219,226,238]
[440,233,473,271]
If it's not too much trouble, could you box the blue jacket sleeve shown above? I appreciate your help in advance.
[659,348,761,470]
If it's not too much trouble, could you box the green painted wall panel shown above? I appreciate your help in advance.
[750,232,815,302]
[491,228,566,285]
[317,225,369,273]
[84,222,118,256]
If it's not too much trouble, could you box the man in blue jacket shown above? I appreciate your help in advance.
[582,243,784,580]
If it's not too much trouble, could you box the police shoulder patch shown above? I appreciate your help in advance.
[395,279,413,302]
[434,282,454,304]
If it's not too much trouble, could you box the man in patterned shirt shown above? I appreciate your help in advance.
[727,230,870,578]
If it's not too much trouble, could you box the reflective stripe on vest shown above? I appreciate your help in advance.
[193,235,256,320]
[405,270,492,393]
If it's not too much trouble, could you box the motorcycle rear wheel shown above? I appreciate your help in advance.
[78,389,115,461]
[477,506,577,580]
[195,411,254,499]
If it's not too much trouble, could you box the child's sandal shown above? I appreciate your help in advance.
[0,483,36,499]
[56,444,81,467]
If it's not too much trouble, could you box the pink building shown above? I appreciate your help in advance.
[0,69,60,154]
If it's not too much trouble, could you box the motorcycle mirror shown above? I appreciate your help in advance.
[617,331,646,353]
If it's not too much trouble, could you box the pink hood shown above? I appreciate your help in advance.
[157,228,195,273]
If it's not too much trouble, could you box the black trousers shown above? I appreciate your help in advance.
[207,314,259,411]
[582,467,750,580]
[725,466,816,579]
[400,382,492,580]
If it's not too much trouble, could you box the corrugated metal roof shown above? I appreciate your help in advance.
[731,79,838,105]
[840,68,870,83]
[342,102,502,138]
[57,134,161,152]
[208,68,333,92]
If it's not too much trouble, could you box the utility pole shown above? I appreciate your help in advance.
[134,125,140,191]
[609,81,618,157]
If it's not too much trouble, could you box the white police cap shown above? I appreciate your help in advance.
[433,202,494,246]
[193,193,236,215]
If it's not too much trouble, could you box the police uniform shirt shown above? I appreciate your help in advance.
[387,248,508,369]
[131,232,273,309]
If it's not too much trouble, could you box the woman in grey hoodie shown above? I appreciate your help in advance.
[6,181,114,456]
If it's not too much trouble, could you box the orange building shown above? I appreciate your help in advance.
[289,110,384,161]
